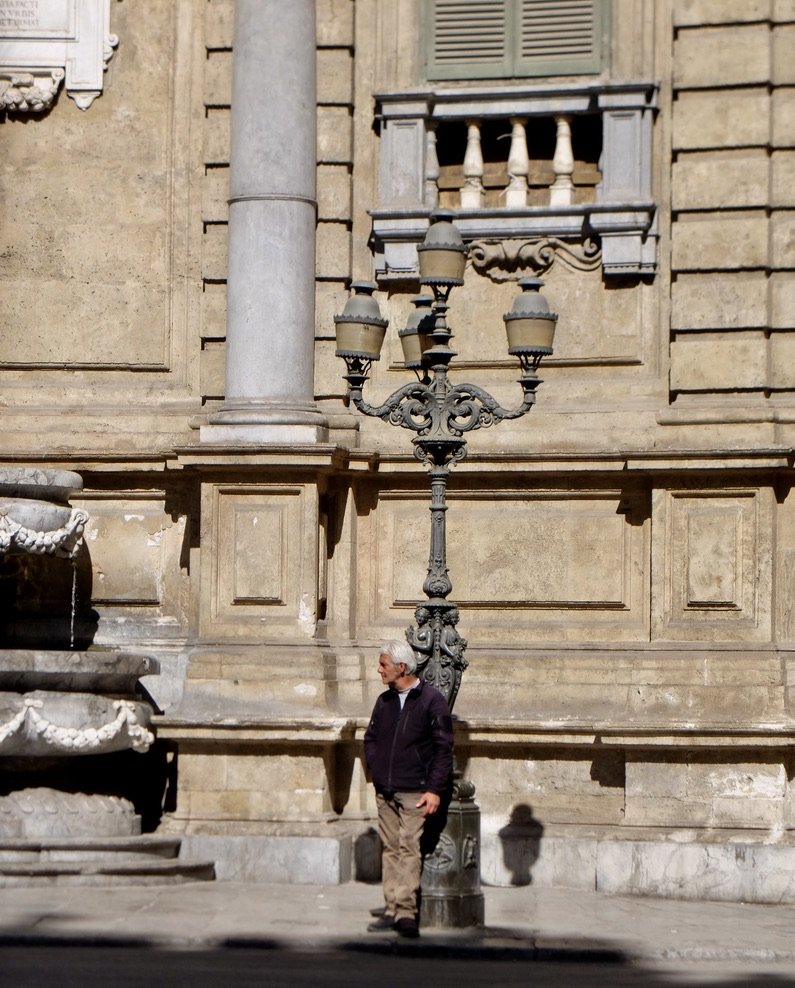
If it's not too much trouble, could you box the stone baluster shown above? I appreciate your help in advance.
[505,118,529,207]
[460,120,485,208]
[425,124,440,209]
[549,114,575,206]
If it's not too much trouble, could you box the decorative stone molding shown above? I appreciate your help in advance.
[0,788,139,838]
[0,0,117,112]
[0,697,155,754]
[469,236,602,281]
[0,505,88,558]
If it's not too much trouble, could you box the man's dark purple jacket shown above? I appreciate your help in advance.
[364,679,454,795]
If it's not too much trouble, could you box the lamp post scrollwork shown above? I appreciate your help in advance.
[335,210,557,710]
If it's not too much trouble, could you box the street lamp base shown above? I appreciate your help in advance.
[420,790,485,929]
[420,887,485,929]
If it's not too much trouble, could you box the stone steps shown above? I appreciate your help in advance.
[0,837,215,886]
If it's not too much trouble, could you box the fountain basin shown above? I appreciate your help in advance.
[0,467,82,504]
[0,497,75,534]
[0,650,158,694]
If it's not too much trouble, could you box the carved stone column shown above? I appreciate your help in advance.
[202,0,328,444]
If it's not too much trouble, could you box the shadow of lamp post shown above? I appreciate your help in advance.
[334,209,557,928]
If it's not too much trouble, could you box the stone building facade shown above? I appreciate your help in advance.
[1,0,795,900]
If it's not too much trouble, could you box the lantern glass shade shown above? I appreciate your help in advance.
[417,210,467,287]
[502,277,557,359]
[334,281,388,360]
[398,295,435,368]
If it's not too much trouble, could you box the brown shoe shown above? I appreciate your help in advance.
[394,917,420,939]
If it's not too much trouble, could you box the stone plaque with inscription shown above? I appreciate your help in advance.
[0,0,116,111]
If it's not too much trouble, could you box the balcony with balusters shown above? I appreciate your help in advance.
[370,80,658,281]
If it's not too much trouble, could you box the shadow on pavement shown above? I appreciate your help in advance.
[2,932,795,987]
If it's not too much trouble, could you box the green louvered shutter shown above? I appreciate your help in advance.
[425,0,511,80]
[425,0,608,80]
[517,0,606,76]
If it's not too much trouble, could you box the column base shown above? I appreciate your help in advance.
[201,402,329,445]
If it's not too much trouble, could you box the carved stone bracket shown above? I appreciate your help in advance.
[469,236,602,282]
[0,0,117,112]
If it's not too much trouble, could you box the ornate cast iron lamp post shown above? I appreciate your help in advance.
[335,210,557,927]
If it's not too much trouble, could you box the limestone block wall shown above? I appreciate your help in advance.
[0,0,205,452]
[670,1,795,397]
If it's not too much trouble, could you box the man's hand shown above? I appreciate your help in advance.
[416,791,440,816]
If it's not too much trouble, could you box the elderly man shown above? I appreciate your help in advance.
[363,639,454,938]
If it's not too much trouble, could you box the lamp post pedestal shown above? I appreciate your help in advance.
[421,774,484,929]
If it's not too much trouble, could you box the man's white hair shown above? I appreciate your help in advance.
[381,639,418,675]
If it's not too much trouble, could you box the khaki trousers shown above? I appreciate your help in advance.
[376,791,426,921]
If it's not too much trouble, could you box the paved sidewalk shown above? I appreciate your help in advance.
[0,880,794,964]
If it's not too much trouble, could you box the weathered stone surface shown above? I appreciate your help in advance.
[316,221,351,278]
[314,339,347,399]
[359,488,649,643]
[670,336,768,391]
[200,346,225,398]
[674,26,773,88]
[314,281,350,339]
[180,834,352,884]
[205,0,233,49]
[773,24,795,84]
[772,88,795,146]
[202,223,228,281]
[199,484,320,640]
[597,839,795,903]
[204,50,232,106]
[769,334,795,387]
[672,151,769,210]
[673,0,773,24]
[317,48,353,104]
[771,210,795,267]
[625,755,788,827]
[203,110,230,165]
[179,751,330,820]
[201,282,227,337]
[201,167,229,223]
[317,165,352,222]
[317,106,353,163]
[317,0,355,47]
[771,271,795,327]
[651,486,773,641]
[772,151,795,206]
[671,215,769,270]
[671,271,769,329]
[673,89,770,150]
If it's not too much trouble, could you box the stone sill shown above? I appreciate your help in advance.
[375,80,658,117]
[328,446,794,473]
[155,715,357,744]
[451,719,795,748]
[156,714,795,750]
